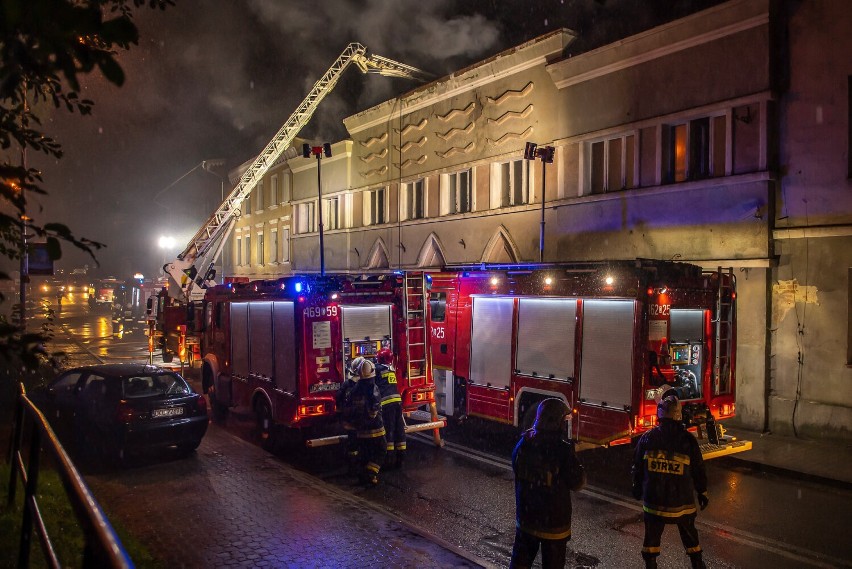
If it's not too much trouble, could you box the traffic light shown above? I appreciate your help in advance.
[302,143,311,158]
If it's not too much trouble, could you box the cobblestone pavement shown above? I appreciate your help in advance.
[86,424,484,568]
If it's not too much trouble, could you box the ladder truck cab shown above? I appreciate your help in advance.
[199,272,443,447]
[147,287,202,365]
[427,259,751,459]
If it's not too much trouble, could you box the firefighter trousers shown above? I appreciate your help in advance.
[356,429,387,482]
[641,513,703,567]
[381,402,406,467]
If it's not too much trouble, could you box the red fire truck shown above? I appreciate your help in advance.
[426,259,751,458]
[198,272,444,447]
[147,288,203,365]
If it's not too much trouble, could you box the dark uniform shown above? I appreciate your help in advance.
[347,359,386,485]
[375,360,406,468]
[632,396,708,569]
[511,398,586,569]
[335,375,360,471]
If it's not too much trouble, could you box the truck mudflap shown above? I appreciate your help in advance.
[305,407,446,448]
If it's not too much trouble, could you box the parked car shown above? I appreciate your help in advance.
[32,363,208,461]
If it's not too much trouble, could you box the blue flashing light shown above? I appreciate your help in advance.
[295,282,303,293]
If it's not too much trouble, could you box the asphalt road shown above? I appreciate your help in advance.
[36,292,852,568]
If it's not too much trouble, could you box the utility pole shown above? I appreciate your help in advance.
[303,143,332,276]
[524,142,555,263]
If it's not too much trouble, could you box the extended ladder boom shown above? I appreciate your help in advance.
[165,43,428,301]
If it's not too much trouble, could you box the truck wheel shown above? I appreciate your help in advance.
[209,391,228,423]
[255,398,276,452]
[519,398,543,431]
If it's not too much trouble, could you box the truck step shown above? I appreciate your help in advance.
[700,439,752,460]
[405,409,446,423]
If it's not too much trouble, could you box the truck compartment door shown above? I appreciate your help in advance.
[230,303,249,379]
[249,301,273,380]
[516,298,577,381]
[273,301,296,393]
[578,299,634,443]
[469,296,513,421]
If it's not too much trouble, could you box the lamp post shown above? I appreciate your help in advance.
[524,142,555,263]
[303,143,332,276]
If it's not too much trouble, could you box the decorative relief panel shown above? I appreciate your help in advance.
[486,82,534,105]
[436,102,476,122]
[487,104,534,126]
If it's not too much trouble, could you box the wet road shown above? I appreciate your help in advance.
[42,293,852,568]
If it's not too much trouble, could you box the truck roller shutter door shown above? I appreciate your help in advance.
[579,299,634,409]
[230,303,249,378]
[273,301,296,393]
[470,296,513,389]
[249,302,273,379]
[516,298,577,381]
[341,305,392,341]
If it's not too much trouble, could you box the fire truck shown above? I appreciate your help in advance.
[153,43,427,368]
[199,272,444,447]
[426,259,751,458]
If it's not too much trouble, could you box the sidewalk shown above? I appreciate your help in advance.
[720,426,852,489]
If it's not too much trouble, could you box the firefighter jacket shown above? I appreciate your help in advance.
[632,419,708,520]
[375,363,402,406]
[512,429,586,540]
[336,378,358,430]
[346,377,385,439]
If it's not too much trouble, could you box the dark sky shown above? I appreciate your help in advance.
[27,0,722,280]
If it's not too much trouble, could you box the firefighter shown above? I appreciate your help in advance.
[375,348,406,469]
[345,358,386,485]
[632,396,709,569]
[510,398,586,569]
[336,356,363,472]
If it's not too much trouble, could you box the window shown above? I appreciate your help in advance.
[296,201,316,234]
[364,187,386,226]
[257,232,264,265]
[324,196,341,230]
[236,237,242,266]
[245,235,251,266]
[492,159,528,207]
[280,228,290,263]
[441,170,472,215]
[589,134,635,194]
[664,117,726,183]
[243,193,252,215]
[402,179,424,220]
[270,230,278,263]
[270,175,278,205]
[256,180,264,211]
[429,292,446,322]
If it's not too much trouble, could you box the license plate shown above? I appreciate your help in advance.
[152,407,184,418]
[309,382,341,393]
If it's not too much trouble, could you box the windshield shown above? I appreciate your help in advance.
[122,372,191,398]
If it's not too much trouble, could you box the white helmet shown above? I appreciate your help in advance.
[359,359,376,379]
[349,356,366,377]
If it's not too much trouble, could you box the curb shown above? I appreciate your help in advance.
[716,454,852,492]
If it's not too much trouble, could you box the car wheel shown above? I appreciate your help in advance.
[255,398,275,451]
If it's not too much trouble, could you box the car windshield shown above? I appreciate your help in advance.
[121,372,191,398]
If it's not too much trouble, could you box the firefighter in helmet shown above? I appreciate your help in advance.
[336,356,364,472]
[375,347,406,469]
[632,396,709,569]
[511,398,586,569]
[343,358,386,485]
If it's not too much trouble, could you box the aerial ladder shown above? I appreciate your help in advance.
[164,43,429,302]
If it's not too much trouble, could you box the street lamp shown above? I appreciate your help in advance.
[524,142,555,263]
[303,143,332,276]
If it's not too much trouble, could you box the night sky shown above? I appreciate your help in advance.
[26,0,723,280]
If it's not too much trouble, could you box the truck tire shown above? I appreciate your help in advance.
[518,396,544,431]
[255,398,276,452]
[209,389,228,423]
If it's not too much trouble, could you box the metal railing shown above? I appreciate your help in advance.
[6,383,133,568]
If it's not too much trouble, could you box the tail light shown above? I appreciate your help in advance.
[636,414,656,430]
[298,404,326,417]
[116,400,134,424]
[196,394,208,414]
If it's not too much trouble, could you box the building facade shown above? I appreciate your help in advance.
[225,0,852,442]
